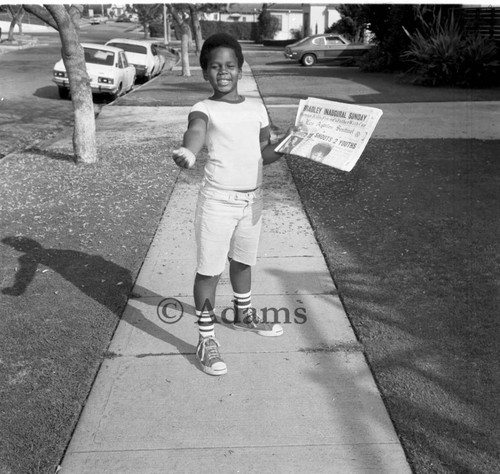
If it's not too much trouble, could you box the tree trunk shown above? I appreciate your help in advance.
[17,11,24,34]
[46,5,97,163]
[168,5,191,77]
[143,22,150,39]
[180,23,191,77]
[7,6,24,41]
[8,19,16,41]
[189,6,203,54]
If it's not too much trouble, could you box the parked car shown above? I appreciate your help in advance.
[115,14,131,23]
[284,34,373,66]
[105,38,166,82]
[52,43,136,100]
[90,15,108,25]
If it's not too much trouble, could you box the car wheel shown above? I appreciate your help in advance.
[58,87,70,100]
[301,53,317,67]
[110,83,122,101]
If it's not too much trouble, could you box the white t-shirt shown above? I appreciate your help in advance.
[189,97,270,191]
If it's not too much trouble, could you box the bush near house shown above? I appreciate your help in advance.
[200,20,258,41]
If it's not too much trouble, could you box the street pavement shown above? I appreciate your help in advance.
[55,59,499,473]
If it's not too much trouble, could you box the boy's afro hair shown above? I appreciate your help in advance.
[199,33,244,70]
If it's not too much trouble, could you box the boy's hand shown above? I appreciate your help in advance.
[274,125,298,144]
[173,147,196,169]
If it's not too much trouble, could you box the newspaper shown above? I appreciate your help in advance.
[275,97,383,172]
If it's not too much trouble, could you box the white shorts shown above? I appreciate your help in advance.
[194,183,263,276]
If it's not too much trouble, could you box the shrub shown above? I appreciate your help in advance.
[290,28,303,41]
[402,10,498,87]
[149,22,164,38]
[358,45,398,72]
[459,34,499,87]
[257,4,280,41]
[199,21,258,41]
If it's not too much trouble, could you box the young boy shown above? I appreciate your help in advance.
[172,33,288,376]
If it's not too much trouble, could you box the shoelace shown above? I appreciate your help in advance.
[200,337,222,363]
[245,311,272,328]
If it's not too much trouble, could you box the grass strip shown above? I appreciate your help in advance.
[288,138,500,473]
[0,140,179,473]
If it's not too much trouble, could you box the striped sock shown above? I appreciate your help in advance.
[234,291,252,323]
[196,309,215,338]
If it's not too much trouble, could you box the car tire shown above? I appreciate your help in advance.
[58,87,70,100]
[301,53,317,67]
[110,83,122,101]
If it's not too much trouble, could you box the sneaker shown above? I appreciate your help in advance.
[233,309,283,337]
[196,336,227,376]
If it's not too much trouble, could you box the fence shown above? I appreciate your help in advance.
[460,7,500,48]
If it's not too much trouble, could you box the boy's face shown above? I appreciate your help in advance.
[203,47,242,99]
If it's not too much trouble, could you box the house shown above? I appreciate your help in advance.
[203,3,342,41]
[301,3,341,37]
[267,3,304,40]
[203,4,260,23]
[265,3,342,40]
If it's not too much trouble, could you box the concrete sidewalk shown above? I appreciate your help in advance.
[58,65,412,472]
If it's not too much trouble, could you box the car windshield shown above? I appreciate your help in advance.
[84,48,115,66]
[107,42,147,55]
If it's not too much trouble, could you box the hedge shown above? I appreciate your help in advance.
[200,21,258,41]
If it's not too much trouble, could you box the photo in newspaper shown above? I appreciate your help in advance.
[275,97,383,172]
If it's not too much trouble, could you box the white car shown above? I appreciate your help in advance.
[53,43,136,100]
[105,38,166,82]
[90,15,108,25]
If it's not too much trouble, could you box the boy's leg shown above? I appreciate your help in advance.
[194,187,238,376]
[194,272,219,337]
[194,272,227,376]
[230,259,283,337]
[229,258,252,324]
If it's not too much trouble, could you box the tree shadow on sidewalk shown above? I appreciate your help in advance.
[1,236,196,363]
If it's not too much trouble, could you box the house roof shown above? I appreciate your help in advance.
[225,3,262,14]
[267,3,304,12]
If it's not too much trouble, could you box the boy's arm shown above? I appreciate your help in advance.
[261,125,295,166]
[261,139,284,166]
[173,117,206,169]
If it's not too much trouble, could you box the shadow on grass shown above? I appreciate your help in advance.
[1,236,196,362]
[24,147,76,162]
[286,139,500,473]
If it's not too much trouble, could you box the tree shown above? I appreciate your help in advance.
[167,4,192,77]
[134,3,162,40]
[327,5,369,43]
[258,3,279,41]
[188,4,203,54]
[355,4,464,71]
[24,4,97,163]
[187,4,225,54]
[7,5,24,40]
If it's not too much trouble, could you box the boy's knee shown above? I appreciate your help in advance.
[195,272,221,281]
[229,259,250,270]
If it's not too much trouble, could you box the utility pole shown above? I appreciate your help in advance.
[163,4,171,45]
